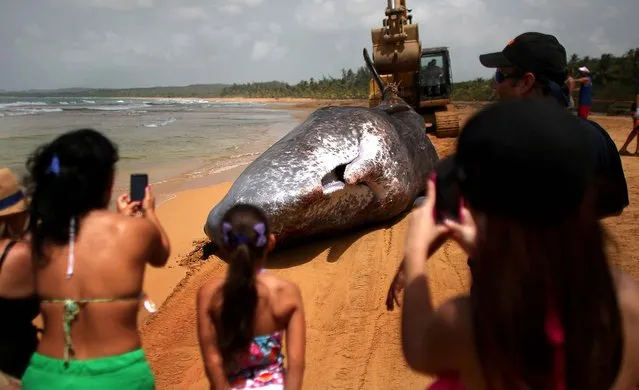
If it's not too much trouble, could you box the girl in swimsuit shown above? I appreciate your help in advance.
[19,129,171,389]
[197,204,306,390]
[399,99,639,390]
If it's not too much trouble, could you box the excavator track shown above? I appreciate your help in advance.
[433,110,460,138]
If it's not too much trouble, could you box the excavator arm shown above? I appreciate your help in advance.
[368,0,461,138]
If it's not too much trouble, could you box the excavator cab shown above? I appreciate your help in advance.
[418,47,453,102]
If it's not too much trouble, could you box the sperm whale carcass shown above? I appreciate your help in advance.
[204,49,440,247]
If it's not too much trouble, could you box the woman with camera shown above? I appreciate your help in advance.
[19,128,170,389]
[400,99,639,389]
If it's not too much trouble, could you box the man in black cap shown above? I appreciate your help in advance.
[479,32,571,105]
[478,31,628,219]
[469,32,629,280]
[386,32,629,310]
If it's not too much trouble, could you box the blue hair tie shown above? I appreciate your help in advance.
[46,154,61,176]
[222,221,267,248]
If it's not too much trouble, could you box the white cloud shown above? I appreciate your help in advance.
[523,0,548,6]
[587,27,623,54]
[249,23,287,61]
[229,0,263,7]
[562,0,590,6]
[219,5,242,14]
[269,22,282,35]
[295,1,340,32]
[56,0,153,10]
[521,18,556,30]
[251,38,287,61]
[172,6,209,20]
[602,6,618,18]
[3,0,638,90]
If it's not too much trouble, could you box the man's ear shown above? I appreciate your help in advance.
[519,72,537,93]
[267,234,277,252]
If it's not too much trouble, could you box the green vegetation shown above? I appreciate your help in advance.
[219,49,638,108]
[1,49,636,111]
[220,68,372,99]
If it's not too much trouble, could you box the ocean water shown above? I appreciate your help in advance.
[0,97,299,203]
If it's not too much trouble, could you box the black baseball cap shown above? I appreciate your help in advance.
[435,97,593,224]
[479,32,567,85]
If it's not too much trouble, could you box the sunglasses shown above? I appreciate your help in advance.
[494,70,524,83]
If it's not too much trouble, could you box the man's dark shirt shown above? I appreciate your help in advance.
[467,115,629,278]
[578,117,629,217]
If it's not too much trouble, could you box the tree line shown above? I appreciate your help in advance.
[1,50,636,109]
[219,49,638,109]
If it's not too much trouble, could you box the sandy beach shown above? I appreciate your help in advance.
[136,100,639,389]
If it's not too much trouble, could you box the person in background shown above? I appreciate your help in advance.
[574,66,593,119]
[401,98,639,390]
[19,128,170,389]
[0,168,39,389]
[619,100,639,156]
[564,73,575,110]
[197,204,306,390]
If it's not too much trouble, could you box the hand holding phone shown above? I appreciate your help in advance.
[130,173,149,202]
[432,158,461,224]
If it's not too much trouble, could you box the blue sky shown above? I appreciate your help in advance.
[1,0,637,90]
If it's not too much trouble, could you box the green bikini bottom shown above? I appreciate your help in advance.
[20,349,155,390]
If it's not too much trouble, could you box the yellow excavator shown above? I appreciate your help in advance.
[368,0,460,138]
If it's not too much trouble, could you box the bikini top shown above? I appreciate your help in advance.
[37,217,156,366]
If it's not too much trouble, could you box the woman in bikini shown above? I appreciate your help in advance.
[0,168,39,389]
[19,128,171,389]
[197,204,306,390]
[400,99,639,389]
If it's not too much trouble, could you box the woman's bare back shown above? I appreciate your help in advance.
[35,210,162,360]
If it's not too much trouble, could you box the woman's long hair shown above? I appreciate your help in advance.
[23,129,119,265]
[470,188,623,390]
[216,204,271,366]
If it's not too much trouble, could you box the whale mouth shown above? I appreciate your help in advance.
[320,162,381,200]
[321,163,347,195]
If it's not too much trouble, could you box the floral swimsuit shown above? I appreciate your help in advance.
[227,331,285,389]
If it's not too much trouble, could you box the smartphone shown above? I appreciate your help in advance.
[130,173,148,202]
[432,157,461,224]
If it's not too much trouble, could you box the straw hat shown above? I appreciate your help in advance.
[0,168,28,217]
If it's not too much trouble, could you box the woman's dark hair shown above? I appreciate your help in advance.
[215,203,271,366]
[470,187,623,390]
[23,128,119,265]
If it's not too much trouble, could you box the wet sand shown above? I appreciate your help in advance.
[138,99,639,389]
